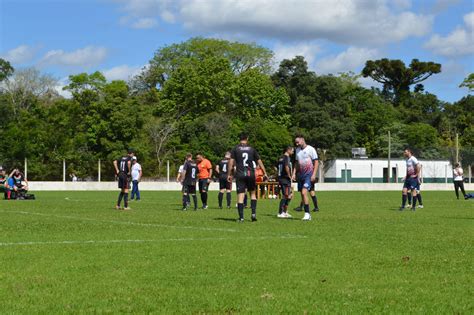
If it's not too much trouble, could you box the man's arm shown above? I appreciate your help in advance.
[207,161,213,181]
[113,160,119,174]
[257,160,268,180]
[127,160,132,176]
[138,166,143,181]
[227,159,234,182]
[311,160,319,182]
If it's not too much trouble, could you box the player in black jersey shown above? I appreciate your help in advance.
[227,133,268,222]
[215,151,232,209]
[181,153,198,211]
[113,148,134,210]
[277,146,294,218]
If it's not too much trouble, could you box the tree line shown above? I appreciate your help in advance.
[0,38,472,180]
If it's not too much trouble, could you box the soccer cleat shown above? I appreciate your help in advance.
[123,207,132,211]
[219,206,223,209]
[285,212,292,218]
[294,206,302,212]
[313,208,319,212]
[227,206,231,209]
[417,205,424,209]
[411,207,416,211]
[115,205,121,210]
[302,213,312,221]
[182,207,187,211]
[202,205,208,209]
[407,204,412,208]
[237,218,244,223]
[399,206,405,211]
[277,213,287,218]
[251,215,257,222]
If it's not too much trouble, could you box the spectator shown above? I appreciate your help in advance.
[0,166,9,199]
[130,156,142,201]
[453,163,467,200]
[8,169,29,199]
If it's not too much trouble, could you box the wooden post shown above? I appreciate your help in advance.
[63,159,66,182]
[24,158,28,180]
[98,159,101,182]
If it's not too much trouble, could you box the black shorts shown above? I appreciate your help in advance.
[198,179,209,193]
[118,173,130,189]
[183,184,196,194]
[219,177,232,190]
[279,180,292,198]
[236,176,256,194]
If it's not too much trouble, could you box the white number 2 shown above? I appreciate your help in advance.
[242,153,249,167]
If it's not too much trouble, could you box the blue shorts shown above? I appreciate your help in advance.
[297,175,313,192]
[403,177,419,191]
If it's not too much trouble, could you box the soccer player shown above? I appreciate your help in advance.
[227,132,268,222]
[113,149,134,210]
[181,153,198,211]
[215,152,232,209]
[293,135,318,221]
[277,146,294,218]
[400,148,421,211]
[130,156,142,201]
[196,153,212,209]
[453,163,467,200]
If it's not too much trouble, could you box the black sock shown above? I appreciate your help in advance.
[124,193,129,208]
[182,195,188,207]
[226,192,231,207]
[117,192,124,207]
[417,194,423,205]
[407,194,412,205]
[237,203,244,219]
[402,194,407,207]
[203,192,208,206]
[243,194,248,207]
[251,199,257,216]
[455,188,459,199]
[279,199,286,214]
[186,195,190,205]
[412,197,417,208]
[218,192,223,207]
[192,195,198,209]
[311,195,318,209]
[304,204,310,213]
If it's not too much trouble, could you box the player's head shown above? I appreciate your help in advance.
[196,153,204,162]
[239,132,249,142]
[132,156,137,163]
[224,151,231,159]
[186,153,193,161]
[285,145,294,155]
[403,148,413,158]
[454,162,460,168]
[294,135,306,148]
[127,148,135,156]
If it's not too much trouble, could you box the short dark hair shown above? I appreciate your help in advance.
[295,134,305,140]
[239,132,249,141]
[404,148,413,154]
[285,145,293,152]
[127,148,135,154]
[186,153,192,159]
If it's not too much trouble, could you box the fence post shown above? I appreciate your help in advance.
[469,165,472,184]
[167,160,170,182]
[344,163,348,183]
[63,159,66,182]
[98,159,101,182]
[370,163,373,183]
[24,158,28,180]
[445,164,448,184]
[396,164,398,183]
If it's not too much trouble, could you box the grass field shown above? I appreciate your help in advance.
[0,191,472,313]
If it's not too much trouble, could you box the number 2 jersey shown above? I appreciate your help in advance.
[230,144,260,178]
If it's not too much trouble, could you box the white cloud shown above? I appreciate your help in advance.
[40,46,108,68]
[315,47,379,74]
[114,0,432,45]
[0,45,36,64]
[131,17,158,29]
[424,11,474,57]
[102,65,142,81]
[273,42,321,68]
[54,77,72,98]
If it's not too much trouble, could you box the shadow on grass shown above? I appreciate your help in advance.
[213,217,239,222]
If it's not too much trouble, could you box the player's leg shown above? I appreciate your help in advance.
[278,182,286,216]
[454,181,460,199]
[410,186,417,210]
[459,181,467,198]
[218,179,225,208]
[236,178,246,221]
[226,183,232,209]
[407,190,412,207]
[309,185,319,211]
[182,185,189,210]
[123,178,130,210]
[247,177,258,221]
[117,175,125,209]
[401,184,408,210]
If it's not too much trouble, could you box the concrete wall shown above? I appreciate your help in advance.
[27,181,474,191]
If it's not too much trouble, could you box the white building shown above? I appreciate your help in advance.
[322,159,452,183]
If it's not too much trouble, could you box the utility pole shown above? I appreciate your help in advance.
[456,133,459,164]
[388,130,391,183]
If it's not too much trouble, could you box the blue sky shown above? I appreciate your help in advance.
[1,0,472,102]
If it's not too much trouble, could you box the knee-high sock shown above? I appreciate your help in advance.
[124,193,129,208]
[192,195,198,209]
[251,199,257,216]
[243,194,248,207]
[407,193,412,205]
[201,192,208,206]
[117,192,124,206]
[411,196,417,208]
[417,193,423,205]
[182,195,188,207]
[279,198,286,214]
[218,192,223,207]
[226,192,231,207]
[311,195,318,209]
[402,194,407,207]
[237,203,244,220]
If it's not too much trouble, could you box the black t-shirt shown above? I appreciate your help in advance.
[230,144,260,178]
[278,154,292,181]
[117,156,131,174]
[217,159,230,179]
[183,160,198,185]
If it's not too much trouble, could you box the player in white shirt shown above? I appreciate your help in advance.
[292,135,319,221]
[453,163,467,199]
[400,148,421,211]
[130,156,142,201]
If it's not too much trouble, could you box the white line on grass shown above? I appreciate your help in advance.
[0,210,238,233]
[0,235,307,247]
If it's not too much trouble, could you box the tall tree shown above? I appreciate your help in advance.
[0,58,14,82]
[361,58,441,104]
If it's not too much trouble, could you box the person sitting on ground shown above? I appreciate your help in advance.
[0,166,10,199]
[8,169,29,199]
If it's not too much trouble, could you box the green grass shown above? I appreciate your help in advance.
[0,191,472,314]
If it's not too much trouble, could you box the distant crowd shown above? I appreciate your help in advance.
[0,167,32,200]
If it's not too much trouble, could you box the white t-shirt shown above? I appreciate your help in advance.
[406,156,419,177]
[296,145,318,177]
[131,163,142,181]
[453,167,463,181]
